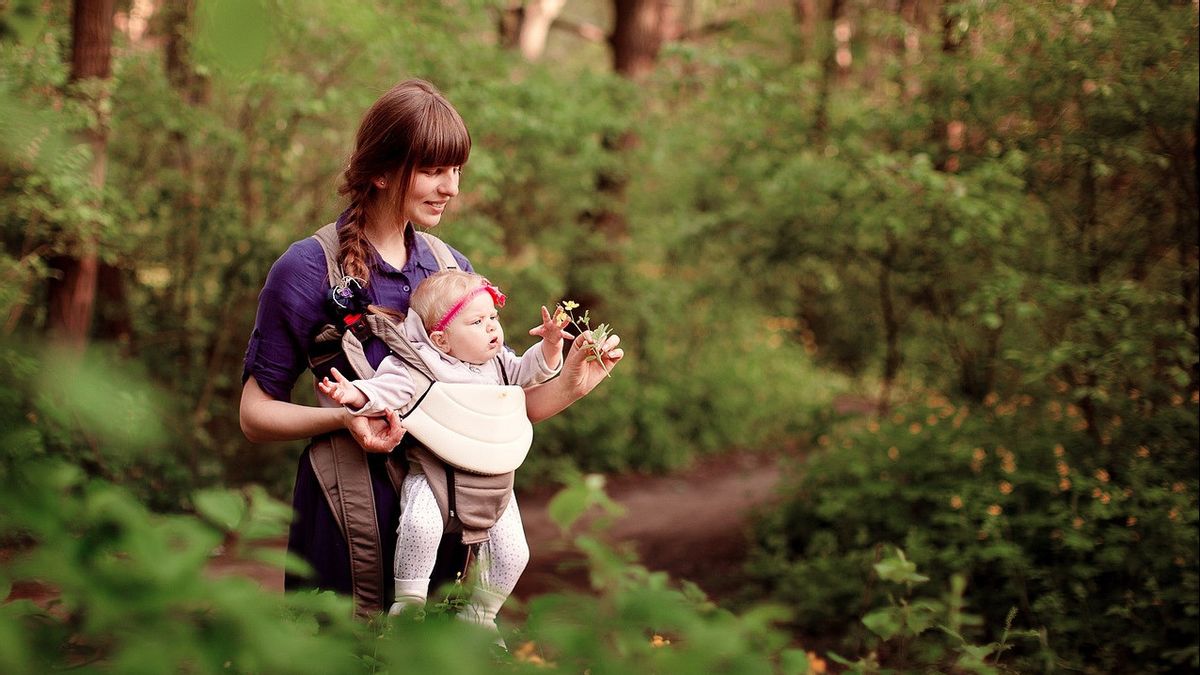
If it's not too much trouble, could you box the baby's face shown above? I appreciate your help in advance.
[439,292,505,365]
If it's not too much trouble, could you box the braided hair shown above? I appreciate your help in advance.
[336,79,472,284]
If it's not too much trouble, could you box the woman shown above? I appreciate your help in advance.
[238,79,622,614]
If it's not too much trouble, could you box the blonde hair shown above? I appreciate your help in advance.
[338,79,471,284]
[409,270,496,332]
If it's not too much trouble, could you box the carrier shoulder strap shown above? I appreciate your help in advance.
[414,229,460,271]
[303,221,460,617]
[312,222,343,286]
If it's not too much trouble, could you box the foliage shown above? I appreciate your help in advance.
[830,548,1043,675]
[0,1,1195,671]
[0,0,843,503]
[0,340,191,510]
[0,387,819,674]
[745,393,1200,673]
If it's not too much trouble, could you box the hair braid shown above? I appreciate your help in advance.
[336,186,373,284]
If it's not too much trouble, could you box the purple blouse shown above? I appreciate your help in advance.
[242,220,476,604]
[242,223,473,400]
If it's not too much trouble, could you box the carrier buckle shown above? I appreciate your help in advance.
[345,313,372,342]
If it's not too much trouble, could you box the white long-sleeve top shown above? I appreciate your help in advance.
[347,311,561,416]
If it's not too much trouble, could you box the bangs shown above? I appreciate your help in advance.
[412,99,471,168]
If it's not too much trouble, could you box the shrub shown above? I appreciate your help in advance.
[745,393,1200,673]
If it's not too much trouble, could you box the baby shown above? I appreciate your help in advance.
[318,270,568,634]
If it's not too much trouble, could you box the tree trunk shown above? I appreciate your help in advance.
[811,0,846,142]
[48,0,116,350]
[932,0,962,172]
[790,0,817,63]
[877,233,902,414]
[164,0,208,105]
[611,0,677,79]
[514,0,568,61]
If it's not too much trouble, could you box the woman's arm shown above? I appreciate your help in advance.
[525,331,623,423]
[240,375,406,451]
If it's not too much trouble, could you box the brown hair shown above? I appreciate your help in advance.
[337,79,471,283]
[409,270,495,332]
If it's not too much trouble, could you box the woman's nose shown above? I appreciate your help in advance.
[439,172,459,196]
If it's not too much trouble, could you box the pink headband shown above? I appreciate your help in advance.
[432,283,506,332]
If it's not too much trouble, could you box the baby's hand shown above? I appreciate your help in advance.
[317,367,367,409]
[530,305,573,370]
[529,305,573,347]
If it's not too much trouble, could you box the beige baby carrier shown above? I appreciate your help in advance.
[305,223,531,616]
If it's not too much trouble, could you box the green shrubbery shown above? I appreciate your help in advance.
[1,452,823,673]
[746,394,1199,673]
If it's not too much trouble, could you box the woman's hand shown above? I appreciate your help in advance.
[561,330,624,398]
[345,408,407,453]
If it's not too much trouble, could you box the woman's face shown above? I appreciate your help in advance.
[403,165,461,228]
[433,292,505,365]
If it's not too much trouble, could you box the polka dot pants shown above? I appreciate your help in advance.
[394,473,529,599]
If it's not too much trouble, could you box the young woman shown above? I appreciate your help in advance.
[238,79,623,614]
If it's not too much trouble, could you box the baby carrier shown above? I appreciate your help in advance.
[305,222,531,617]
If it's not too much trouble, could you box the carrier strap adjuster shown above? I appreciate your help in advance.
[344,313,373,343]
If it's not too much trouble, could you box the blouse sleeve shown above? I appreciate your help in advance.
[241,238,330,402]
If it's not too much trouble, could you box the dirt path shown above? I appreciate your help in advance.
[200,449,793,602]
[514,449,788,601]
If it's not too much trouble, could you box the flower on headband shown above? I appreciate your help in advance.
[483,283,506,308]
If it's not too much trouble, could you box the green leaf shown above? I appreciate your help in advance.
[874,548,929,585]
[863,607,903,640]
[547,479,592,532]
[193,489,247,532]
[780,648,812,674]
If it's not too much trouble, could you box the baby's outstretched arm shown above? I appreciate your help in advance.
[529,305,573,370]
[317,367,368,409]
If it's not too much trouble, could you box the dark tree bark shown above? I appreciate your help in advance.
[877,232,901,413]
[931,0,962,172]
[811,0,846,142]
[47,0,116,350]
[611,0,679,79]
[164,0,209,105]
[790,0,817,63]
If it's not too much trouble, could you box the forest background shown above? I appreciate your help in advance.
[1,0,1196,673]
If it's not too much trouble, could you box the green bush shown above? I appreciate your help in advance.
[0,456,823,674]
[745,394,1200,673]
